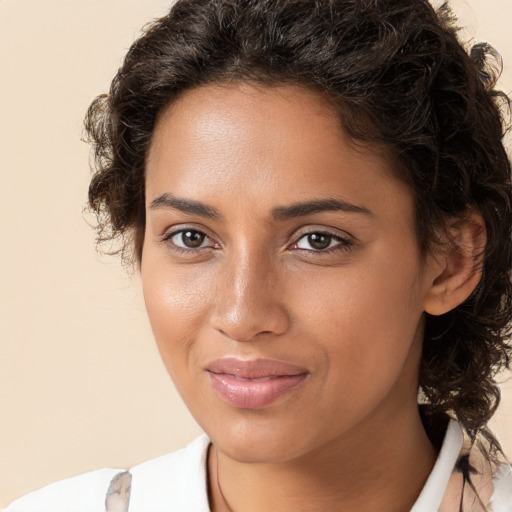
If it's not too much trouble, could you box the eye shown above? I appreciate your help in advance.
[295,231,351,251]
[166,229,213,249]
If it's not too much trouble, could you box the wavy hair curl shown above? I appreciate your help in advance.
[84,0,512,458]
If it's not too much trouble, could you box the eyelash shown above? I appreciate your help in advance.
[161,229,218,254]
[160,228,353,255]
[290,230,353,254]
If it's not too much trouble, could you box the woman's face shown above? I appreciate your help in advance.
[142,83,439,463]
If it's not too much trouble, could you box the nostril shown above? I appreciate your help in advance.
[216,327,276,342]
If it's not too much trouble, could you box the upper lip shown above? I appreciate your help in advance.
[206,357,308,379]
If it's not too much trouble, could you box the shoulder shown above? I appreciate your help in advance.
[127,434,211,511]
[3,435,211,512]
[3,467,126,512]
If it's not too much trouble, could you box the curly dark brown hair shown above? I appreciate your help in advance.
[85,0,512,458]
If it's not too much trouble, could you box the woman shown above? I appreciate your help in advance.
[5,0,512,510]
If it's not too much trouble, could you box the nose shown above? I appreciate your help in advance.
[210,249,290,342]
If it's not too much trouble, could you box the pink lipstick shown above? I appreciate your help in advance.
[206,358,308,409]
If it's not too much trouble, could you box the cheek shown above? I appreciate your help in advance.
[291,250,425,394]
[141,256,215,375]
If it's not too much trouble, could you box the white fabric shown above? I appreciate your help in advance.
[2,468,124,512]
[410,420,464,512]
[489,463,512,512]
[128,435,210,512]
[4,421,511,511]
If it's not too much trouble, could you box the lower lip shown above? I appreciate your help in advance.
[207,372,308,409]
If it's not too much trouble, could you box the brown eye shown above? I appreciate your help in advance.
[306,233,332,250]
[295,231,351,252]
[171,230,208,248]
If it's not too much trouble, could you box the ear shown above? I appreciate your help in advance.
[423,212,486,316]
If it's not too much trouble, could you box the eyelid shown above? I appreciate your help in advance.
[160,224,220,251]
[160,223,215,239]
[159,224,354,254]
[288,227,354,252]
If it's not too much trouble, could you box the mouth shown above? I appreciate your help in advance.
[205,358,309,409]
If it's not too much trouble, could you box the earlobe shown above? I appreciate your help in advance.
[423,212,486,316]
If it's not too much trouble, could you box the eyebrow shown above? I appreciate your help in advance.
[150,193,222,220]
[149,193,373,221]
[271,198,374,220]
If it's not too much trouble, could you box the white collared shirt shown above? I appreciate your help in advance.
[4,420,512,512]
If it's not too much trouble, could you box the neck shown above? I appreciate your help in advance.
[208,402,437,512]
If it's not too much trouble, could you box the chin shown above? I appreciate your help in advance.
[215,433,299,464]
[204,413,322,464]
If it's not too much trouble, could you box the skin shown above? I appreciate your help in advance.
[141,83,484,511]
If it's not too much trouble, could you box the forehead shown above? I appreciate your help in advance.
[145,83,414,228]
[148,83,347,173]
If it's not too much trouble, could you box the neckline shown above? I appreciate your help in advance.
[202,420,464,512]
[410,419,464,511]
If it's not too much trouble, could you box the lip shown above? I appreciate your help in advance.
[206,358,309,409]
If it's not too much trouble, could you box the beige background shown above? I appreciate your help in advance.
[0,0,511,506]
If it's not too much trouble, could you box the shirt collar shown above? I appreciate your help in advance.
[410,419,464,512]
